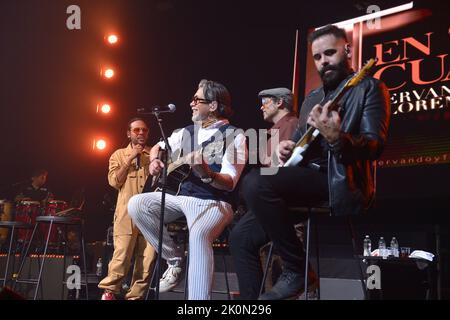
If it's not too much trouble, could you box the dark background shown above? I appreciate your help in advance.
[0,0,448,244]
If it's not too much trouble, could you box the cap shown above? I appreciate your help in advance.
[258,87,292,99]
[258,87,293,111]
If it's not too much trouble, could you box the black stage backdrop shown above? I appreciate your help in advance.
[0,0,447,243]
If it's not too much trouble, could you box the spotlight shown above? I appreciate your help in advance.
[93,139,107,151]
[106,34,119,45]
[103,68,114,79]
[97,103,111,114]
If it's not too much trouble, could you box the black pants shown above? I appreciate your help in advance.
[238,167,328,283]
[229,210,269,299]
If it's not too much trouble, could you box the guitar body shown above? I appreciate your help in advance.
[284,146,305,167]
[284,129,320,167]
[146,164,191,195]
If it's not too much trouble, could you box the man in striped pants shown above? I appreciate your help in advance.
[128,79,247,300]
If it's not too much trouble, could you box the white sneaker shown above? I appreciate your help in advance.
[159,264,183,293]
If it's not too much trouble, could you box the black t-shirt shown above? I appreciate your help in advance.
[18,185,52,202]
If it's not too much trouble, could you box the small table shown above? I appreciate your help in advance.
[358,255,436,300]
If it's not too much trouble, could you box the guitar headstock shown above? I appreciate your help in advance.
[347,58,377,88]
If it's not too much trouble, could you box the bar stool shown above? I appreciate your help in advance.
[0,221,33,287]
[146,216,232,300]
[13,216,89,300]
[259,205,368,300]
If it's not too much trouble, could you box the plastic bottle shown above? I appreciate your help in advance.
[378,237,387,259]
[96,258,103,277]
[390,237,399,258]
[363,235,372,256]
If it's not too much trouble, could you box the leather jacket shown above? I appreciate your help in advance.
[291,74,391,216]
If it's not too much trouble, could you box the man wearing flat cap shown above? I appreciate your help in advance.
[229,87,307,299]
[240,25,390,300]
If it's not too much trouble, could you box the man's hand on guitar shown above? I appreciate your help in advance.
[149,159,164,176]
[277,140,296,166]
[307,100,341,144]
[187,151,211,178]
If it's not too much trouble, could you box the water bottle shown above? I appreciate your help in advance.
[363,235,372,256]
[378,237,387,259]
[96,258,103,277]
[390,237,399,258]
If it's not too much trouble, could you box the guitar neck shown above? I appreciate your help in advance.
[294,80,352,148]
[324,76,354,112]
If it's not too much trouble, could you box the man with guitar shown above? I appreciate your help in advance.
[228,87,313,300]
[128,79,247,300]
[99,118,156,300]
[243,25,391,300]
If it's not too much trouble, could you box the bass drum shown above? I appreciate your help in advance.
[0,200,14,243]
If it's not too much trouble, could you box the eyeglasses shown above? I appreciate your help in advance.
[131,127,149,134]
[191,96,212,105]
[261,97,273,106]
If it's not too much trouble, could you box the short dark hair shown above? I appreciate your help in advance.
[127,117,148,130]
[31,168,48,178]
[273,95,293,112]
[198,79,234,119]
[308,24,348,44]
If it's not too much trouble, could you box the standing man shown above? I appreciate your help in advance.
[128,79,247,300]
[243,25,391,300]
[99,118,156,300]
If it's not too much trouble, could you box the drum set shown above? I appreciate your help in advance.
[0,199,69,244]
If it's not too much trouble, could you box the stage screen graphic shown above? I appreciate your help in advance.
[304,2,449,200]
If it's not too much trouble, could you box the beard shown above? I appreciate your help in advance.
[191,113,205,122]
[319,59,351,90]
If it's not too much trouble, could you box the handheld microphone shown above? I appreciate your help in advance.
[135,154,140,169]
[137,104,176,114]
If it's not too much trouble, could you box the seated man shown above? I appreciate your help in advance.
[229,87,307,299]
[128,79,247,300]
[242,25,391,300]
[15,169,53,206]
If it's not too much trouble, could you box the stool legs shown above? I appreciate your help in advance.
[13,223,39,291]
[304,217,311,300]
[313,215,321,299]
[34,220,54,300]
[221,251,231,300]
[259,242,274,297]
[183,242,189,300]
[2,225,15,287]
[79,223,89,300]
[13,220,88,300]
[347,216,368,300]
[61,225,68,300]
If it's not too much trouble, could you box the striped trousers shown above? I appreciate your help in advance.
[128,192,233,300]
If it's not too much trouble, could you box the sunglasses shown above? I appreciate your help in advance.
[131,127,149,134]
[191,96,212,105]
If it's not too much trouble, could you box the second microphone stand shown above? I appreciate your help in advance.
[153,111,172,300]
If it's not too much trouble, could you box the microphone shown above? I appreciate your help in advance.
[137,104,176,114]
[136,154,141,169]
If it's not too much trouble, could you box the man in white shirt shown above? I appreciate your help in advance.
[128,79,247,300]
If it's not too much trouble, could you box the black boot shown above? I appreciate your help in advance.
[258,270,304,300]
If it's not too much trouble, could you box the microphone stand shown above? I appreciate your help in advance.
[145,110,172,300]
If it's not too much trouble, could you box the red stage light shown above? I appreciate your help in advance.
[103,68,114,79]
[98,103,111,114]
[93,139,107,151]
[106,34,119,45]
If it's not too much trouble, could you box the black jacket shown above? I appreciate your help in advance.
[291,74,391,216]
